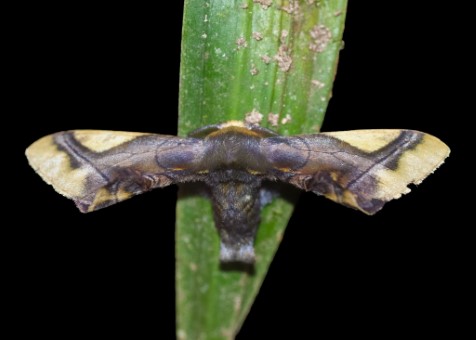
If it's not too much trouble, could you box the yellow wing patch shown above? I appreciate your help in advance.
[373,133,450,202]
[87,187,132,212]
[26,130,151,200]
[73,130,149,152]
[25,134,89,199]
[323,129,403,152]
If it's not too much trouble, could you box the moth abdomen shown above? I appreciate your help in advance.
[209,178,261,263]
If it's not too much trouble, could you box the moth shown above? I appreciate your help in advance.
[26,121,450,263]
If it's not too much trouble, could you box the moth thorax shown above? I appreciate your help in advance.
[206,130,267,171]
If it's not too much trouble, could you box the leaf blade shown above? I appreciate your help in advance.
[177,1,347,339]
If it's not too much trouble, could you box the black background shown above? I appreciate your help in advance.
[11,1,467,338]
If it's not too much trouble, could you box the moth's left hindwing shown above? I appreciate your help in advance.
[26,130,205,212]
[261,129,450,214]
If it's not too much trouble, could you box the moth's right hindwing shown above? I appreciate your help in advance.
[26,130,205,212]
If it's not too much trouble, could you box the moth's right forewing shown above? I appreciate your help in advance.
[261,130,450,214]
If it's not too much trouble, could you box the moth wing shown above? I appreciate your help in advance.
[26,130,205,212]
[261,130,450,214]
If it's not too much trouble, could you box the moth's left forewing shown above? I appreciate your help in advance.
[262,130,450,214]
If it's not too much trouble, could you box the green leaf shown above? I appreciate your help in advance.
[176,1,347,339]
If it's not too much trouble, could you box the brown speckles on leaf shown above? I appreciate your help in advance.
[311,124,321,132]
[234,296,242,313]
[245,109,264,125]
[240,3,249,9]
[334,10,342,16]
[309,24,332,52]
[312,79,325,89]
[221,328,234,339]
[281,0,299,14]
[274,30,292,71]
[281,113,292,124]
[261,54,271,64]
[268,113,279,127]
[250,64,259,76]
[274,44,292,72]
[236,36,247,49]
[252,31,263,41]
[177,329,186,340]
[280,29,289,44]
[253,0,273,9]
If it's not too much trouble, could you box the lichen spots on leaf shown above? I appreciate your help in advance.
[234,296,242,313]
[311,124,321,133]
[189,263,198,272]
[250,64,259,76]
[275,30,292,72]
[309,24,332,52]
[280,29,289,44]
[177,329,186,340]
[253,0,273,9]
[280,0,300,14]
[312,79,325,89]
[268,113,279,127]
[275,45,293,72]
[252,32,263,41]
[245,109,264,125]
[236,37,247,49]
[261,54,272,64]
[281,113,292,124]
